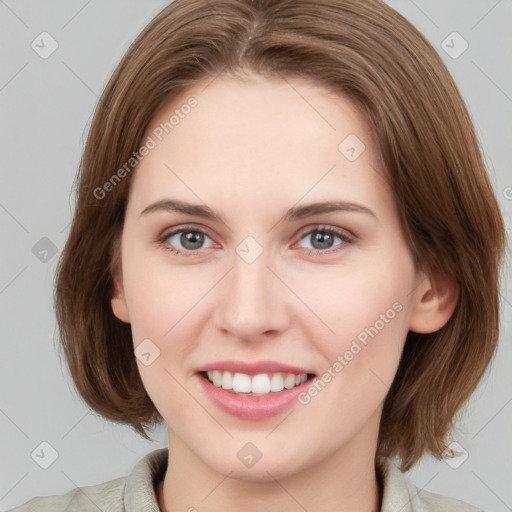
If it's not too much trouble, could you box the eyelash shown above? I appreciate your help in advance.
[157,224,355,257]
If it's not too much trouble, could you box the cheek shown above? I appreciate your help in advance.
[300,264,411,345]
[121,246,202,342]
[120,249,209,404]
[292,268,411,441]
[296,256,414,400]
[123,258,200,418]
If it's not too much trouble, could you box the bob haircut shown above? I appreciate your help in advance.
[55,0,506,471]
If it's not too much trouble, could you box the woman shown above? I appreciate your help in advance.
[10,0,506,510]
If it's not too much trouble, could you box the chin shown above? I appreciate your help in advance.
[214,459,302,482]
[196,438,316,482]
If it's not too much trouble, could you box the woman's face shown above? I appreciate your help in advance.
[112,73,429,480]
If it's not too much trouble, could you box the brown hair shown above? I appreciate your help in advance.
[54,0,506,470]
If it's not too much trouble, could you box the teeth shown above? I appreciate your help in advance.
[205,371,309,394]
[252,374,271,394]
[232,372,251,392]
[221,371,233,390]
[270,373,284,392]
[212,370,222,387]
[283,374,296,389]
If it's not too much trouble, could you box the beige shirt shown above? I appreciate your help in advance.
[9,448,481,511]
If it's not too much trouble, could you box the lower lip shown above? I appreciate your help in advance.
[197,374,314,420]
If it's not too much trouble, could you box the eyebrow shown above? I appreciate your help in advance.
[139,198,376,223]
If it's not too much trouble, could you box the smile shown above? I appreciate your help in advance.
[196,363,316,420]
[203,370,310,395]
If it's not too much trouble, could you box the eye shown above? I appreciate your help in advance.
[158,224,354,257]
[295,225,354,254]
[159,226,214,255]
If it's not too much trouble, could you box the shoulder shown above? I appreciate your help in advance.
[381,459,483,512]
[7,448,168,512]
[7,476,126,512]
[414,487,483,512]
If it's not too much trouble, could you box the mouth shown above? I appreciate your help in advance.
[195,360,318,419]
[198,370,316,396]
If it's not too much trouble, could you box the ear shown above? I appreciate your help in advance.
[409,267,459,334]
[111,270,131,323]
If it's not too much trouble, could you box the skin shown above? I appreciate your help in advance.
[111,72,458,512]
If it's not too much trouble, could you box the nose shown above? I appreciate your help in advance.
[213,244,291,342]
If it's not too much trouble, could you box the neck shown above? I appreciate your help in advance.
[157,429,382,512]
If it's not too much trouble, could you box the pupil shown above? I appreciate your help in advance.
[182,231,203,249]
[313,231,332,249]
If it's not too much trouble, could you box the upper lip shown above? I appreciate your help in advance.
[197,360,315,376]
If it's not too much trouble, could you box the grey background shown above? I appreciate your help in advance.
[1,0,511,510]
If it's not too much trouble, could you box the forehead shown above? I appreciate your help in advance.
[128,73,388,217]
